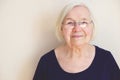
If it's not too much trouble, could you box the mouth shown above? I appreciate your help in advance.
[71,35,84,38]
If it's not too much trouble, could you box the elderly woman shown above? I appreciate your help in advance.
[33,2,120,80]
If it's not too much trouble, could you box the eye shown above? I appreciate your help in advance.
[67,22,73,24]
[81,21,88,25]
[66,22,74,26]
[80,21,88,28]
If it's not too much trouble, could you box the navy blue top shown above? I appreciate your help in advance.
[33,46,120,80]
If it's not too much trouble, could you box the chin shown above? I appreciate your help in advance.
[71,41,87,47]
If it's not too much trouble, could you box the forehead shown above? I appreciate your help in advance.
[65,6,91,20]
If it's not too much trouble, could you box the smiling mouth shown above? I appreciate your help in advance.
[72,35,84,38]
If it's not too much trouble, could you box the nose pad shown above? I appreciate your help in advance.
[74,22,83,28]
[74,22,80,27]
[73,22,83,32]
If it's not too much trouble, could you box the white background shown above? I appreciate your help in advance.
[0,0,120,80]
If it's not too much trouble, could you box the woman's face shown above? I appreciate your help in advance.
[61,6,94,47]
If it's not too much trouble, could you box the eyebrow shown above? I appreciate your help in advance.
[65,18,74,21]
[65,17,90,21]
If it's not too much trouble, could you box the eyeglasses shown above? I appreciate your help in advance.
[62,20,93,29]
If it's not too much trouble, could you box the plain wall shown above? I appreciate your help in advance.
[0,0,120,80]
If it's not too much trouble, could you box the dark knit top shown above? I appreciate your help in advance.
[33,46,120,80]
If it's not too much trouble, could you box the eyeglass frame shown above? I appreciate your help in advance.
[62,20,93,29]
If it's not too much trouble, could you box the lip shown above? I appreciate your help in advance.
[71,35,84,38]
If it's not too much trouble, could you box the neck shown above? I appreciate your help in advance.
[64,44,93,58]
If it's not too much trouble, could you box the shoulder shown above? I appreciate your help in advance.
[40,49,55,63]
[95,45,119,65]
[95,45,116,62]
[95,45,110,53]
[95,45,119,66]
[95,45,112,56]
[95,46,120,79]
[41,49,55,59]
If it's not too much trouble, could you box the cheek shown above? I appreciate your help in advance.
[62,28,71,41]
[84,27,93,38]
